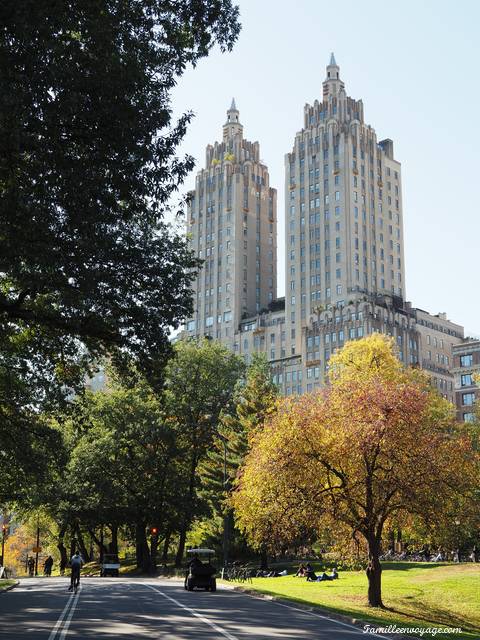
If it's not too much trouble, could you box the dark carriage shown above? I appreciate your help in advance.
[184,548,217,592]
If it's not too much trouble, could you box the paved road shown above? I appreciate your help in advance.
[0,577,387,639]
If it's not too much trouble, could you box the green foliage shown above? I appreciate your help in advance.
[0,0,240,515]
[164,339,244,561]
[0,0,241,380]
[197,353,278,554]
[66,383,183,531]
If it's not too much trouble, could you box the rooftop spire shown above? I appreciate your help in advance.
[223,97,242,141]
[323,52,344,98]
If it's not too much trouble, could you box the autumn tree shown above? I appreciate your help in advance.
[232,335,479,607]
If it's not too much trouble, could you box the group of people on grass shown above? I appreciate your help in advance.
[253,562,339,580]
[295,562,339,582]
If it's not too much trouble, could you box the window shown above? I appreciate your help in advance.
[205,316,214,327]
[461,374,473,387]
[462,393,475,406]
[335,191,340,201]
[187,320,196,331]
[460,354,473,367]
[463,413,475,423]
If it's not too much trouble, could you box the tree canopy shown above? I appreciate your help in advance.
[232,336,479,607]
[0,0,241,501]
[0,0,241,389]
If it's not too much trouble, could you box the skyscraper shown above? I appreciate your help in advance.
[285,54,406,357]
[180,57,463,403]
[183,101,277,345]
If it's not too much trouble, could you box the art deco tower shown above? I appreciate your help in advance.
[285,54,406,355]
[184,101,277,343]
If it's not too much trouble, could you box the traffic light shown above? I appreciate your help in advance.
[150,527,158,536]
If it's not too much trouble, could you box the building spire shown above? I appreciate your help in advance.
[223,97,242,141]
[323,52,344,98]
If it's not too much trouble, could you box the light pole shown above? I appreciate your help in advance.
[34,516,40,576]
[216,432,229,572]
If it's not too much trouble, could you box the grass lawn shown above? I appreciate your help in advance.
[0,579,16,591]
[239,563,480,639]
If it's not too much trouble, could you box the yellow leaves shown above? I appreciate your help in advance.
[232,334,479,554]
[329,334,403,385]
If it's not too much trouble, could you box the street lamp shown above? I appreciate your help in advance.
[216,431,229,572]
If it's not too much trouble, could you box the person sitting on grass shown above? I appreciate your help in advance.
[305,563,317,581]
[295,563,306,577]
[316,567,339,581]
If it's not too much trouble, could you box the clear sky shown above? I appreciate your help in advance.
[171,0,480,337]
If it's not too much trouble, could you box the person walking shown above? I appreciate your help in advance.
[43,555,54,576]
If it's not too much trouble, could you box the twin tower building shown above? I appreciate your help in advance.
[181,55,464,400]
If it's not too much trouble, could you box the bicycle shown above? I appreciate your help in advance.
[69,565,81,593]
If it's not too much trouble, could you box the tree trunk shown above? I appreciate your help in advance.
[175,525,187,568]
[162,530,171,564]
[69,524,76,557]
[135,522,151,573]
[109,525,118,555]
[260,548,268,570]
[57,523,68,574]
[76,525,91,562]
[87,527,108,560]
[175,451,198,567]
[366,538,383,607]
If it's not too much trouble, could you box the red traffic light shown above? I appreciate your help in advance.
[151,527,158,536]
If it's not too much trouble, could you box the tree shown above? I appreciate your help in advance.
[0,0,240,388]
[54,379,187,573]
[164,339,244,565]
[0,0,240,518]
[232,335,479,607]
[197,354,278,559]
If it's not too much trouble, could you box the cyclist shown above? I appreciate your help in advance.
[68,551,83,592]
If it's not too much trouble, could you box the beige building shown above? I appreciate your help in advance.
[452,340,480,422]
[184,100,277,345]
[285,54,405,358]
[416,309,464,403]
[180,55,467,407]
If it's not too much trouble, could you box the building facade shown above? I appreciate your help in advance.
[285,54,405,358]
[184,100,277,345]
[181,56,466,409]
[452,340,480,422]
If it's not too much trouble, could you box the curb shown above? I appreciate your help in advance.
[0,580,19,594]
[226,584,411,639]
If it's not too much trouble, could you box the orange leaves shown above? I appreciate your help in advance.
[232,335,479,554]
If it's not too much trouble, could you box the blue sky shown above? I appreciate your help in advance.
[171,0,479,336]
